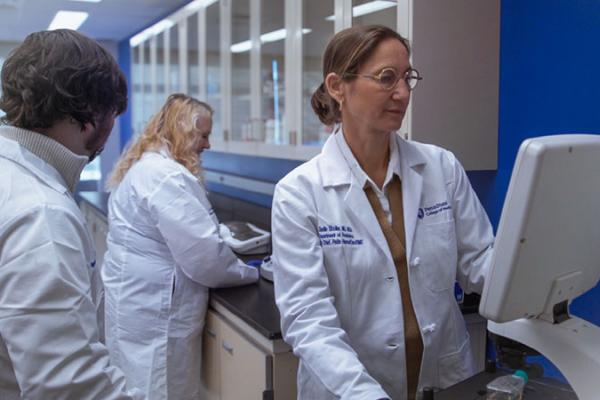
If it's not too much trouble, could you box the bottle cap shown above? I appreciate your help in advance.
[514,369,529,383]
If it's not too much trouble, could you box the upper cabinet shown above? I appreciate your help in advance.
[403,0,499,170]
[130,0,499,170]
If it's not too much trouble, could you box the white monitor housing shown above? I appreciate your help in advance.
[479,134,600,400]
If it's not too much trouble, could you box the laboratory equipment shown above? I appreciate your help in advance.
[485,370,527,399]
[260,256,274,282]
[219,221,271,255]
[479,134,600,400]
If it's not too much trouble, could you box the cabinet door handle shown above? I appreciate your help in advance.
[222,340,234,355]
[206,328,216,339]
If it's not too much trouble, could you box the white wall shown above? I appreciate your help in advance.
[0,41,18,58]
[0,41,20,119]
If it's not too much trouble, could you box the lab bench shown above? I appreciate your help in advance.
[76,191,298,399]
[77,191,488,400]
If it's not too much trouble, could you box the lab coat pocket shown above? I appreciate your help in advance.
[416,220,457,292]
[437,333,474,389]
[321,244,353,317]
[362,343,402,393]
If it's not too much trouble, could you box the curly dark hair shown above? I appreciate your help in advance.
[0,29,127,130]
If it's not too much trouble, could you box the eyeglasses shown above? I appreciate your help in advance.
[345,67,422,91]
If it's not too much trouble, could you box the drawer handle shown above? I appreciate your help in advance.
[222,340,234,355]
[206,328,216,339]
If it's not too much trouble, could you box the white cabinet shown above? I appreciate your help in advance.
[201,305,298,400]
[203,309,269,400]
[202,311,223,400]
[219,316,269,399]
[128,1,499,168]
[400,0,500,170]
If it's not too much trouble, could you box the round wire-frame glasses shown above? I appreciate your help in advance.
[345,67,423,91]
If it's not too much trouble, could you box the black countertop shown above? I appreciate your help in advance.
[210,276,282,340]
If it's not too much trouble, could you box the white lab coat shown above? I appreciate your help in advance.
[0,133,143,400]
[102,149,258,400]
[272,132,494,400]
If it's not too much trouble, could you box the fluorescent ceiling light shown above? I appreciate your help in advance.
[48,11,89,30]
[325,0,396,21]
[129,0,217,47]
[148,20,175,36]
[129,19,175,47]
[68,0,102,3]
[261,29,290,43]
[230,28,312,53]
[230,41,252,53]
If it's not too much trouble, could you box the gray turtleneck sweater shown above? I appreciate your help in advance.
[0,125,89,192]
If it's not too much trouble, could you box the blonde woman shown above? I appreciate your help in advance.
[102,93,258,400]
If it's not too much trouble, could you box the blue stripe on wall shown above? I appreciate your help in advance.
[465,170,500,230]
[206,181,273,208]
[202,158,500,227]
[203,150,303,183]
[118,39,132,150]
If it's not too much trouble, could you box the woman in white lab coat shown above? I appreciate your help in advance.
[271,25,494,400]
[102,93,259,400]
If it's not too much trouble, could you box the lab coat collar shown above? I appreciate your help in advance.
[397,137,426,261]
[0,125,88,193]
[318,126,427,261]
[333,127,403,192]
[319,131,352,187]
[319,127,427,188]
[0,129,75,195]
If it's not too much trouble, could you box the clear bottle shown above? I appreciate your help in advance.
[486,369,528,400]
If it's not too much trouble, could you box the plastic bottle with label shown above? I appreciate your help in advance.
[486,369,528,400]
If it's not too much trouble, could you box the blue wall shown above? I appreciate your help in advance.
[118,39,132,150]
[492,0,600,380]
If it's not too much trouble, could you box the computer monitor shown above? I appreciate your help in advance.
[479,134,600,400]
[480,134,600,323]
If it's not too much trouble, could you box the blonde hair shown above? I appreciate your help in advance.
[107,93,213,189]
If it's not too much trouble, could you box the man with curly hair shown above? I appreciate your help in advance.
[0,29,143,399]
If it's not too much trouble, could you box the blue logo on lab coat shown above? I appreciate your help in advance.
[418,201,451,219]
[90,260,96,268]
